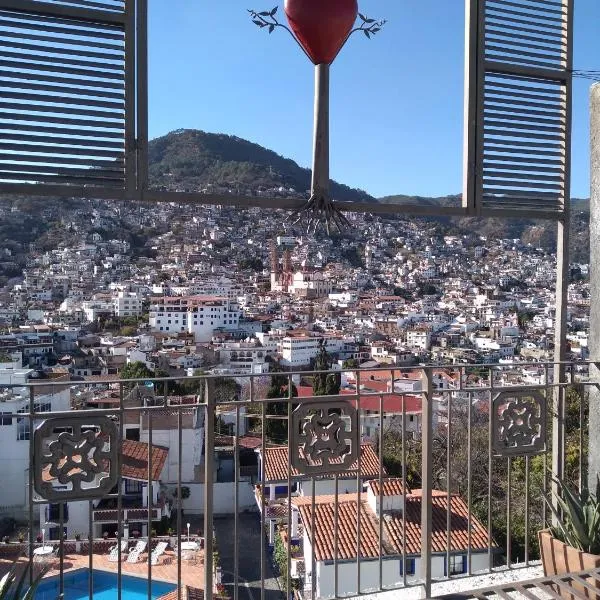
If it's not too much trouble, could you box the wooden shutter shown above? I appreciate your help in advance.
[463,0,573,217]
[0,0,144,199]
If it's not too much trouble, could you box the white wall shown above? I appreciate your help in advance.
[139,428,199,482]
[38,500,89,540]
[0,389,70,508]
[311,552,491,598]
[180,482,257,515]
[298,478,359,497]
[316,559,403,598]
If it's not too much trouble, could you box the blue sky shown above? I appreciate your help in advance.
[148,1,599,200]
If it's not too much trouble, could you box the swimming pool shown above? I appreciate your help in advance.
[35,569,176,600]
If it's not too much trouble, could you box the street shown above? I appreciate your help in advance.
[214,513,285,600]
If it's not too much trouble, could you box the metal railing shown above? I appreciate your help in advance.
[0,360,592,600]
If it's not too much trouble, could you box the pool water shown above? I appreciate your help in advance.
[35,569,176,600]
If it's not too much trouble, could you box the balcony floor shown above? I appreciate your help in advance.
[350,563,544,599]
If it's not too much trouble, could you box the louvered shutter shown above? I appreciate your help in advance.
[463,0,573,217]
[0,0,145,199]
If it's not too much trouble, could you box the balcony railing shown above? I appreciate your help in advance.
[0,362,591,600]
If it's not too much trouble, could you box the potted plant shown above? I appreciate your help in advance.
[103,531,109,541]
[540,477,600,597]
[17,533,24,544]
[74,532,82,553]
[0,560,46,599]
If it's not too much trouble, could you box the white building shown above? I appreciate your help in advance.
[148,296,241,343]
[290,271,333,299]
[0,370,70,513]
[293,480,495,599]
[280,335,350,368]
[113,291,143,317]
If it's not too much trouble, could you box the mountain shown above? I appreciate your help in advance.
[0,128,589,288]
[148,129,374,203]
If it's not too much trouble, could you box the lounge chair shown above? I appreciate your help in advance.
[150,541,168,565]
[107,546,120,562]
[126,549,141,564]
[134,540,147,553]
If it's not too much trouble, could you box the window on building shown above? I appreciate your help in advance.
[448,555,466,575]
[47,503,69,523]
[400,558,416,575]
[0,413,12,425]
[125,427,140,441]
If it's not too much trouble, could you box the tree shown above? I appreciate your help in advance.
[120,361,154,381]
[312,339,340,396]
[264,367,297,444]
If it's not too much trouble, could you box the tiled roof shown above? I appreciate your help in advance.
[122,439,169,481]
[295,490,492,562]
[262,443,384,483]
[389,490,491,554]
[367,478,411,496]
[42,439,168,483]
[294,494,393,561]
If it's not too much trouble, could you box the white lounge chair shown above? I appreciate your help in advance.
[107,546,120,562]
[134,540,147,553]
[150,541,168,566]
[126,549,141,564]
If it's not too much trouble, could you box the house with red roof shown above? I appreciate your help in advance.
[39,439,171,541]
[292,478,497,598]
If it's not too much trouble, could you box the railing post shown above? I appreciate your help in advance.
[420,368,433,599]
[589,83,600,491]
[204,378,215,600]
[551,0,573,514]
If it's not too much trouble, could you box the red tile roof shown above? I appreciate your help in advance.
[385,490,491,555]
[262,443,384,482]
[42,439,168,483]
[367,478,411,496]
[294,490,493,562]
[122,439,169,481]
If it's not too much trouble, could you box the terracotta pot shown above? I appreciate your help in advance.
[539,530,600,599]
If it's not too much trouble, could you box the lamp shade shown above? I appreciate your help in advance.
[284,0,358,65]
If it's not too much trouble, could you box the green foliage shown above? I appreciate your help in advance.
[273,531,300,592]
[120,361,154,381]
[147,129,373,204]
[265,369,297,444]
[341,245,364,268]
[0,560,46,600]
[237,257,263,272]
[214,377,241,403]
[312,340,340,397]
[342,358,358,369]
[546,477,600,554]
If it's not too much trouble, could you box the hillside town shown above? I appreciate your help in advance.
[0,196,590,599]
[0,197,589,372]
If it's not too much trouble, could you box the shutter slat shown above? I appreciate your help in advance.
[463,0,572,215]
[0,0,138,196]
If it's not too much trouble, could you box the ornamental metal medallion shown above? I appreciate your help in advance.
[492,390,547,456]
[33,415,119,502]
[291,400,358,475]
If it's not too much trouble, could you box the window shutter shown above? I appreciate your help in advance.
[463,0,573,217]
[0,0,145,199]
